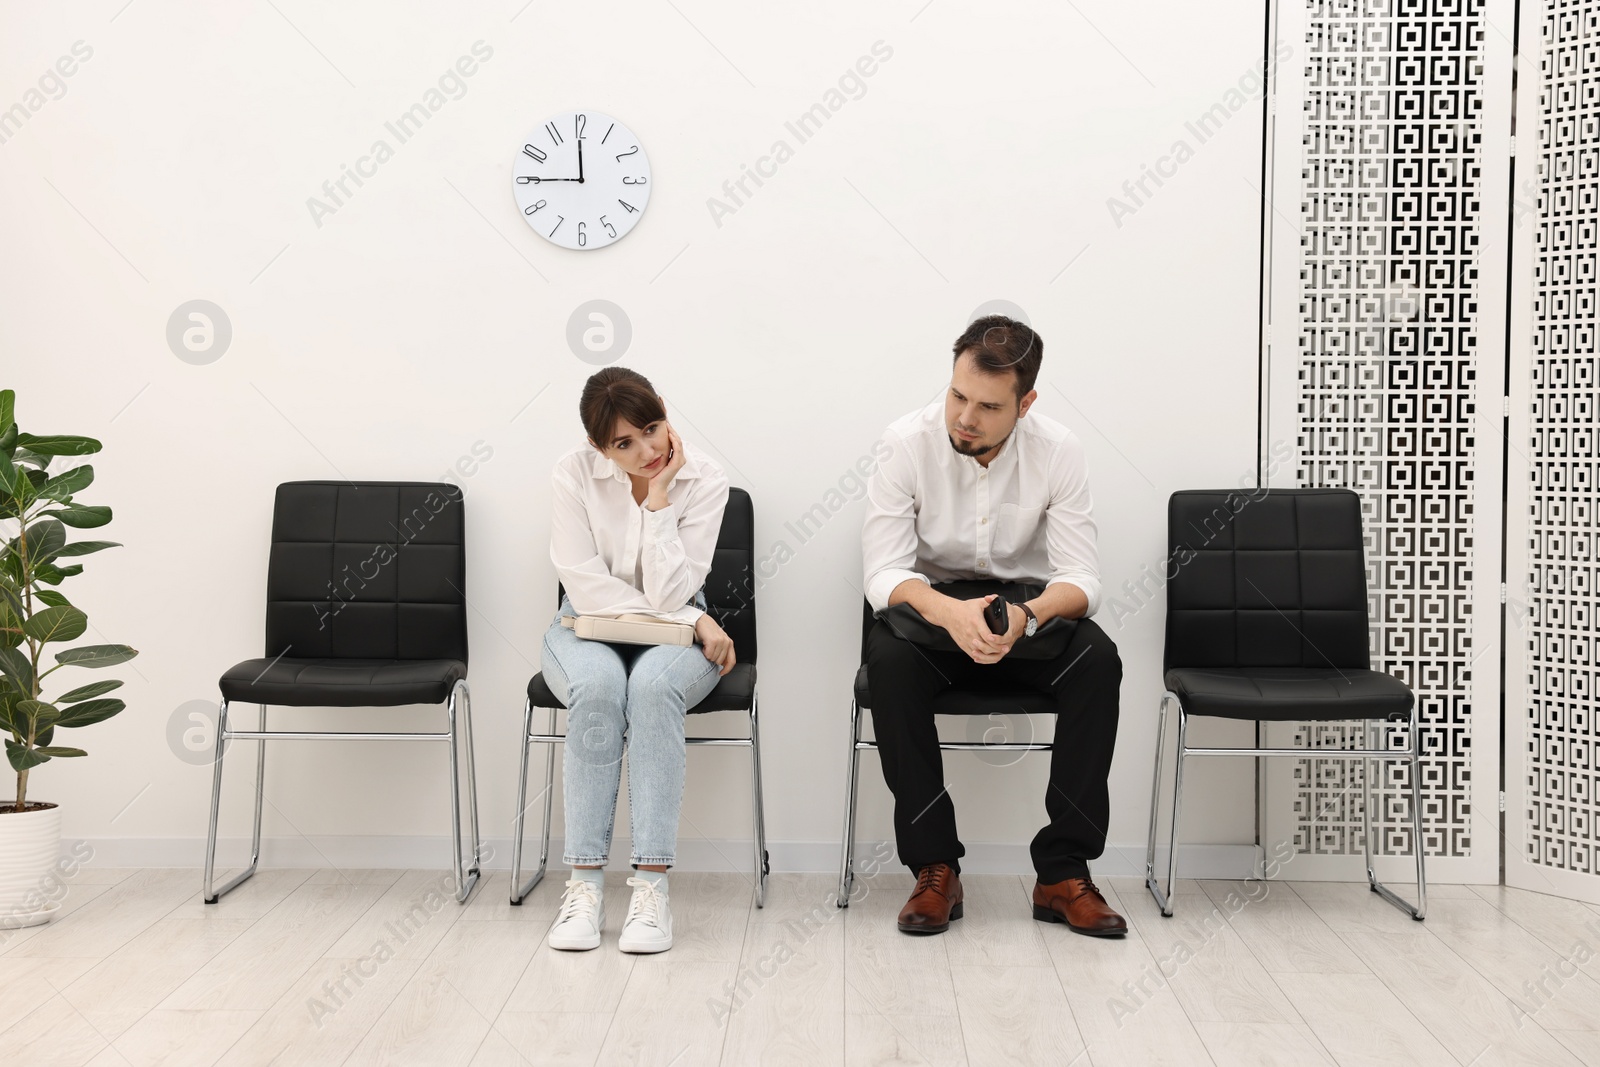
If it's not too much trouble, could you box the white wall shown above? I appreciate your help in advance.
[0,0,1268,874]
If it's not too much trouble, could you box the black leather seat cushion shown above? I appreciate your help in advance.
[1165,666,1414,722]
[853,665,1056,717]
[526,662,757,715]
[221,657,466,707]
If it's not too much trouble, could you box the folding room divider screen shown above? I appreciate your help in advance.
[1262,0,1512,886]
[1505,0,1600,903]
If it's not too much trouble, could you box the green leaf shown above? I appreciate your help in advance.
[57,679,121,703]
[0,689,16,736]
[16,699,59,727]
[35,562,84,585]
[6,739,45,771]
[12,447,48,469]
[52,698,121,728]
[36,746,85,757]
[32,724,50,746]
[36,464,92,503]
[54,644,137,669]
[14,434,101,456]
[42,505,111,529]
[0,598,21,650]
[54,540,120,558]
[0,646,33,693]
[12,518,66,566]
[22,606,88,645]
[0,450,15,504]
[33,590,70,608]
[0,390,13,437]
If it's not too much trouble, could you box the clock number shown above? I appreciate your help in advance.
[622,176,647,185]
[615,145,638,163]
[574,113,587,139]
[549,215,564,237]
[524,199,547,215]
[522,143,547,163]
[577,221,587,247]
[601,122,614,144]
[618,199,638,213]
[546,121,564,146]
[600,215,616,238]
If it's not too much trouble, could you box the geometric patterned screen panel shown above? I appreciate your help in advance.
[1523,0,1600,877]
[1291,0,1486,859]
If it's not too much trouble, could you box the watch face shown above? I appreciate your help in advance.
[513,110,650,250]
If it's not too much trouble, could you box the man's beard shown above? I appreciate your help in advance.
[947,428,1009,458]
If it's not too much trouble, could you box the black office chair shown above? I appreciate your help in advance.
[509,487,768,907]
[1145,488,1424,919]
[837,597,1057,906]
[205,481,482,905]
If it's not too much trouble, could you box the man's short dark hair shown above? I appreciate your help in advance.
[952,315,1043,399]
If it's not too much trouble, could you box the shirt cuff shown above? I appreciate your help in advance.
[866,569,928,613]
[641,500,680,542]
[1047,575,1101,618]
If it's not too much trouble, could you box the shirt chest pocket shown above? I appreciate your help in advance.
[992,503,1044,561]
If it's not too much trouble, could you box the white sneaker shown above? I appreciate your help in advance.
[548,878,604,951]
[618,875,673,954]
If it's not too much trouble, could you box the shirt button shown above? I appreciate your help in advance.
[981,517,988,524]
[978,561,988,568]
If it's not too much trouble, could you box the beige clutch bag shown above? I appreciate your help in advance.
[560,613,696,647]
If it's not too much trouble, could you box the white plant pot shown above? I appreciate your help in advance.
[0,803,63,928]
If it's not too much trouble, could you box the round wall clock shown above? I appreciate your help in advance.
[512,110,650,250]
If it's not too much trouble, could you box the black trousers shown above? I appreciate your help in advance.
[864,617,1122,884]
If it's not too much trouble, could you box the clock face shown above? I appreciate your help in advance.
[513,111,651,250]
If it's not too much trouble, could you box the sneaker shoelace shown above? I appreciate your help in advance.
[557,879,601,924]
[624,875,666,929]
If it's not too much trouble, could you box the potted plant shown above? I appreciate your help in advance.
[0,389,136,927]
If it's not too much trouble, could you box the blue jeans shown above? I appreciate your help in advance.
[540,594,720,867]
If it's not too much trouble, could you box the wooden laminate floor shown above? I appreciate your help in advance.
[2,866,1597,1066]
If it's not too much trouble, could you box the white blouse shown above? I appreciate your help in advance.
[549,441,730,624]
[861,399,1102,616]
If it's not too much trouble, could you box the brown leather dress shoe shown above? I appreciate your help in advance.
[1032,876,1127,937]
[897,863,964,934]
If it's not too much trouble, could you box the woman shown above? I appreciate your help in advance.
[541,366,734,954]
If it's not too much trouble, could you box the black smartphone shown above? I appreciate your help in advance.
[984,596,1009,636]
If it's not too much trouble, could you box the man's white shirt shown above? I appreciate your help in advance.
[549,442,730,624]
[861,399,1101,615]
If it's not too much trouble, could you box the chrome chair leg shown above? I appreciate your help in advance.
[204,700,265,904]
[1362,750,1377,888]
[446,679,482,905]
[1409,704,1427,920]
[511,703,557,905]
[837,699,864,908]
[1367,706,1426,920]
[539,706,556,885]
[1153,704,1189,918]
[1363,710,1427,921]
[750,694,769,908]
[510,698,538,905]
[1144,691,1173,914]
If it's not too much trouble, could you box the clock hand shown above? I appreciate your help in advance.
[577,138,584,183]
[517,176,581,183]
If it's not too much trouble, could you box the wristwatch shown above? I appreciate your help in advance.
[1019,602,1038,638]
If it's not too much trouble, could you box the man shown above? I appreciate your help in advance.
[861,315,1125,937]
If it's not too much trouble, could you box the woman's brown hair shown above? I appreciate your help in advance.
[580,366,666,448]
